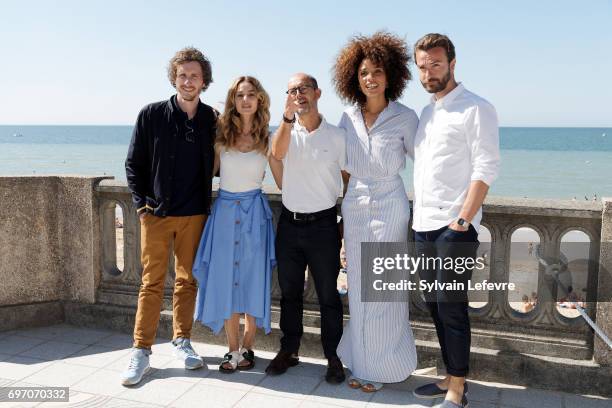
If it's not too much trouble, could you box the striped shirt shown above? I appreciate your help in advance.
[339,101,418,181]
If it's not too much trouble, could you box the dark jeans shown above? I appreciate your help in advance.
[276,206,343,360]
[414,225,479,377]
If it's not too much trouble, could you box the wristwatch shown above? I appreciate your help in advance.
[457,218,471,228]
[282,114,296,124]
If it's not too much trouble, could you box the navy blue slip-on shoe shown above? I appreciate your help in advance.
[413,382,447,399]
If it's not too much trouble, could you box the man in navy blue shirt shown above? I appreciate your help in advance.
[122,47,217,386]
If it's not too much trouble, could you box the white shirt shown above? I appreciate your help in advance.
[412,83,501,232]
[280,115,346,213]
[219,148,267,193]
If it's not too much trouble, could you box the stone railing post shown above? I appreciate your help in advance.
[595,198,612,366]
[0,176,109,330]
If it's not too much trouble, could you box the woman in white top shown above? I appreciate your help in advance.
[193,76,282,373]
[332,31,419,392]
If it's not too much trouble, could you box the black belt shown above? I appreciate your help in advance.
[281,205,337,223]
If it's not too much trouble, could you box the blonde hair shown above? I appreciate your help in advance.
[216,76,270,153]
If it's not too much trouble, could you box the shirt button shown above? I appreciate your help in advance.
[234,282,239,286]
[236,200,240,204]
[235,220,240,224]
[235,241,239,245]
[170,155,175,159]
[234,261,239,266]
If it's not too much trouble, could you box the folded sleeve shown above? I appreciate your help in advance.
[338,128,347,171]
[337,112,352,171]
[402,109,419,161]
[337,111,349,131]
[125,106,150,214]
[466,102,501,187]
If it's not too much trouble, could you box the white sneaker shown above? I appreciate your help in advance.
[172,337,204,370]
[120,348,151,385]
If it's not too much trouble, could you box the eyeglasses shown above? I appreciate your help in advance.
[286,84,313,96]
[185,120,195,143]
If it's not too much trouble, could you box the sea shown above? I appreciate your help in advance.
[1,125,611,200]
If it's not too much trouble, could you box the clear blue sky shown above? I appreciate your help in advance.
[2,0,610,126]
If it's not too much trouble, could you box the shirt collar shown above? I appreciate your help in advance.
[294,114,327,133]
[383,100,403,117]
[169,94,205,123]
[430,82,465,108]
[347,100,402,123]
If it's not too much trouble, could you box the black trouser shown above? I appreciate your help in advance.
[276,206,343,360]
[414,225,479,377]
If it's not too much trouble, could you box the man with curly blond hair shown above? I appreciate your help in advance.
[122,47,217,386]
[411,34,500,408]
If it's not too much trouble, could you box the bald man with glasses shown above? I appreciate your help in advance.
[266,73,347,384]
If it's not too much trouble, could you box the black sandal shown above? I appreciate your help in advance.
[219,351,240,373]
[237,347,255,370]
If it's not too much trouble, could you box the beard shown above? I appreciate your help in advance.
[178,87,199,102]
[422,69,451,94]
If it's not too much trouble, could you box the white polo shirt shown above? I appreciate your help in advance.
[412,83,501,232]
[280,115,346,213]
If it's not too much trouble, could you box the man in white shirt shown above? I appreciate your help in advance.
[411,34,500,408]
[266,73,346,384]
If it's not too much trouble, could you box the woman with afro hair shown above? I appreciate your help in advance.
[333,31,419,392]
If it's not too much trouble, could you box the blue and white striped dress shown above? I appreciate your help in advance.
[337,101,419,383]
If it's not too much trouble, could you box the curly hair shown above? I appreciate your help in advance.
[167,47,213,92]
[216,76,271,154]
[332,31,411,106]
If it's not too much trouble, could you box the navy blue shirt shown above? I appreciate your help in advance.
[169,97,206,215]
[125,95,217,217]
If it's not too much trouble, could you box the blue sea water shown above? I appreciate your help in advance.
[1,125,610,199]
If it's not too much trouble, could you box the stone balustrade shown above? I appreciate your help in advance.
[1,176,610,396]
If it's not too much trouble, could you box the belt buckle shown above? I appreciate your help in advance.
[293,212,302,221]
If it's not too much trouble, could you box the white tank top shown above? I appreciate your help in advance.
[219,148,267,192]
